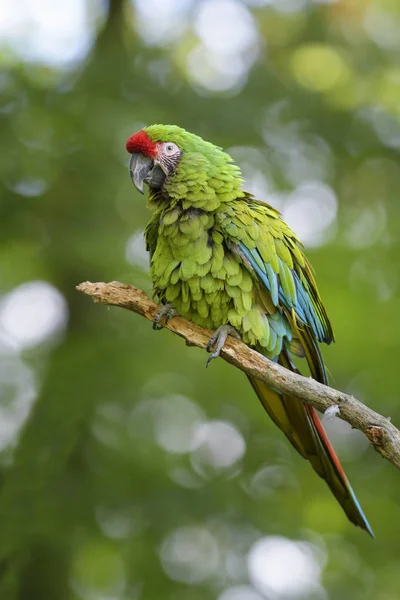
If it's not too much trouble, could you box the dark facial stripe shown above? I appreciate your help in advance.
[159,151,182,175]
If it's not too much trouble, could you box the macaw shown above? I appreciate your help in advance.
[126,124,373,536]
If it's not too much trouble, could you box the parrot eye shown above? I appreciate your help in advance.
[162,142,179,156]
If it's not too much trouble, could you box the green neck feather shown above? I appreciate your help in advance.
[145,125,245,212]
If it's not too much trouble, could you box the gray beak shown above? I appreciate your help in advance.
[129,153,154,194]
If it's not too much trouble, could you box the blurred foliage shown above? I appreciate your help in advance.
[1,0,400,598]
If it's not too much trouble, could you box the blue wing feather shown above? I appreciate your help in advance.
[239,242,327,342]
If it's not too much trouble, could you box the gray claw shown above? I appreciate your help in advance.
[153,303,177,330]
[206,324,240,367]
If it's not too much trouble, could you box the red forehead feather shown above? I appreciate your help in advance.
[126,130,158,157]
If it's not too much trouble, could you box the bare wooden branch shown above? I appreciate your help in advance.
[76,280,400,470]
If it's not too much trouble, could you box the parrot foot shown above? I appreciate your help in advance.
[206,324,240,367]
[153,303,178,331]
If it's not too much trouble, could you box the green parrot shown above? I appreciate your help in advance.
[126,124,373,536]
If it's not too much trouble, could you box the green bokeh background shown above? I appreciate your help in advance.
[1,1,400,598]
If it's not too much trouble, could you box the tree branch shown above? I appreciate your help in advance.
[76,280,400,470]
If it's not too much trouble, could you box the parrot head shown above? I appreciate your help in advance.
[126,126,182,194]
[126,124,242,198]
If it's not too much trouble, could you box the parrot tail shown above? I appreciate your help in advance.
[248,341,373,536]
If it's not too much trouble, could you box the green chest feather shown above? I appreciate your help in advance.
[147,205,288,356]
[149,206,247,322]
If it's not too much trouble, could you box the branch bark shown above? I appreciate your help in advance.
[76,280,400,470]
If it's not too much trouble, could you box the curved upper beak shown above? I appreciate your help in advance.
[129,153,154,194]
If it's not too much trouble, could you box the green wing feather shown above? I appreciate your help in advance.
[219,196,373,536]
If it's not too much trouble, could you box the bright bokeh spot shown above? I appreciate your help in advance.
[0,0,105,68]
[153,394,206,454]
[187,46,251,93]
[132,0,193,46]
[194,0,257,56]
[248,536,326,598]
[188,0,260,92]
[7,178,49,197]
[364,4,400,50]
[160,526,220,584]
[191,419,246,474]
[0,281,68,350]
[291,44,350,92]
[282,181,338,247]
